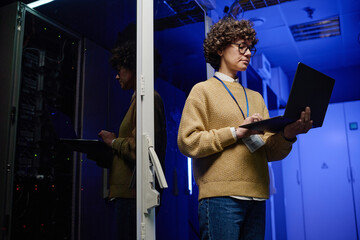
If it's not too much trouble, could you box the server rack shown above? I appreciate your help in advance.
[0,2,82,240]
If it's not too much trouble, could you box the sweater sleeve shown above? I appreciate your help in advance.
[111,92,166,168]
[259,96,296,162]
[112,130,136,167]
[112,100,136,167]
[177,87,236,159]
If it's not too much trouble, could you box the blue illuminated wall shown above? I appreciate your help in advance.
[155,79,199,240]
[153,20,206,240]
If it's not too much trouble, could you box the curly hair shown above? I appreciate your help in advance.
[203,17,258,70]
[110,41,136,72]
[109,39,162,77]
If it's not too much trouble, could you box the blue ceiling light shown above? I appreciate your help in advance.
[27,0,55,9]
[290,16,340,42]
[249,17,265,27]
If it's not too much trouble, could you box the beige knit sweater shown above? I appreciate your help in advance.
[177,77,295,200]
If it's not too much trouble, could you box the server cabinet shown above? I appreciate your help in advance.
[283,101,360,240]
[0,2,82,240]
[299,102,357,240]
[0,3,23,239]
[344,101,360,235]
[282,140,306,240]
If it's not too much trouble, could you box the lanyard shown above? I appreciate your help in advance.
[214,75,249,119]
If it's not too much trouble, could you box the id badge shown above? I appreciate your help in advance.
[242,134,265,153]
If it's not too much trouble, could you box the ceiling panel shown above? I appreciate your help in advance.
[255,26,294,48]
[279,0,340,25]
[296,35,342,57]
[260,44,301,73]
[301,51,345,71]
[260,44,299,63]
[242,5,286,30]
[340,12,360,49]
[344,49,360,67]
[340,0,360,14]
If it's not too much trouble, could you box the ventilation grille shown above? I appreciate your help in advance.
[290,16,340,41]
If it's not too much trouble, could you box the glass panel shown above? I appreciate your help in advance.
[6,0,137,239]
[154,1,207,239]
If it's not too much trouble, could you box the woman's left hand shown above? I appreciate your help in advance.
[283,107,313,140]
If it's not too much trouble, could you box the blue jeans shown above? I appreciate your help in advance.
[198,197,265,240]
[114,198,136,240]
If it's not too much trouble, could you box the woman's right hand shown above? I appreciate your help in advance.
[236,113,263,139]
[98,130,116,147]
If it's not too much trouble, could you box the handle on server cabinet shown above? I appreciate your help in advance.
[347,168,352,183]
[296,170,301,185]
[346,167,355,182]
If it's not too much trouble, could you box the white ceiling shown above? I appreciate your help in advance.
[212,0,360,80]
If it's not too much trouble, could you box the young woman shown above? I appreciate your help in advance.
[178,17,312,240]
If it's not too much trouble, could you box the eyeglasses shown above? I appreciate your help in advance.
[232,43,256,56]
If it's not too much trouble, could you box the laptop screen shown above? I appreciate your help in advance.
[284,62,335,127]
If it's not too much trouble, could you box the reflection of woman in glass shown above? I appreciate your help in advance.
[178,17,312,239]
[98,41,137,240]
[98,36,166,240]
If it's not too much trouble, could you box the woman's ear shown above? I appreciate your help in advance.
[217,50,223,56]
